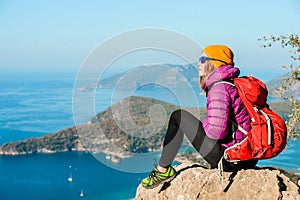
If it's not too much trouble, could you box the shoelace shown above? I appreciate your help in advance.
[147,159,158,181]
[148,169,162,184]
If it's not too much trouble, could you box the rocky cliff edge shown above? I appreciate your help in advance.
[135,162,300,200]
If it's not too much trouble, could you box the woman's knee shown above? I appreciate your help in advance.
[170,109,185,121]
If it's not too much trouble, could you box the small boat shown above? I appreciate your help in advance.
[80,189,84,197]
[67,173,73,182]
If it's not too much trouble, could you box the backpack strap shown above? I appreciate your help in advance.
[260,109,272,145]
[213,80,235,87]
[208,80,235,92]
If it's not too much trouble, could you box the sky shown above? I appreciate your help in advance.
[1,0,300,81]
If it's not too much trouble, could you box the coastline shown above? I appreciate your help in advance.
[0,147,132,164]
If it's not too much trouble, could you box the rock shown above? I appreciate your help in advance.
[135,162,300,200]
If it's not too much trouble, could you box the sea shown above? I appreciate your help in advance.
[0,72,299,200]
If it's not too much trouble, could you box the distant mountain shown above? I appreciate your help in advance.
[266,74,300,101]
[0,96,292,160]
[98,63,199,89]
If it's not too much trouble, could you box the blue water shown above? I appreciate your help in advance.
[0,73,299,200]
[0,75,75,133]
[0,151,145,200]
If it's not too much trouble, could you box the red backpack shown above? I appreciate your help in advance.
[218,76,287,162]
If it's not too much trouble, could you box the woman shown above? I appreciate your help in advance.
[141,45,258,189]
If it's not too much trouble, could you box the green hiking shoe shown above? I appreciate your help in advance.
[141,165,176,189]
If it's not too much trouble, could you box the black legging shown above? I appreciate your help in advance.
[159,109,258,171]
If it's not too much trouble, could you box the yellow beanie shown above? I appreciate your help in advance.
[203,45,234,68]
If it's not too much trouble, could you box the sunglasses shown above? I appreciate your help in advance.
[199,56,228,64]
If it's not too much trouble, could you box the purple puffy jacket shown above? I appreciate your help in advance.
[202,65,251,147]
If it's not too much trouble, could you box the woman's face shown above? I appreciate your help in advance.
[197,52,207,76]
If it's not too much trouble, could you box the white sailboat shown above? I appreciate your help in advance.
[80,189,84,197]
[68,165,73,182]
[67,173,73,182]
